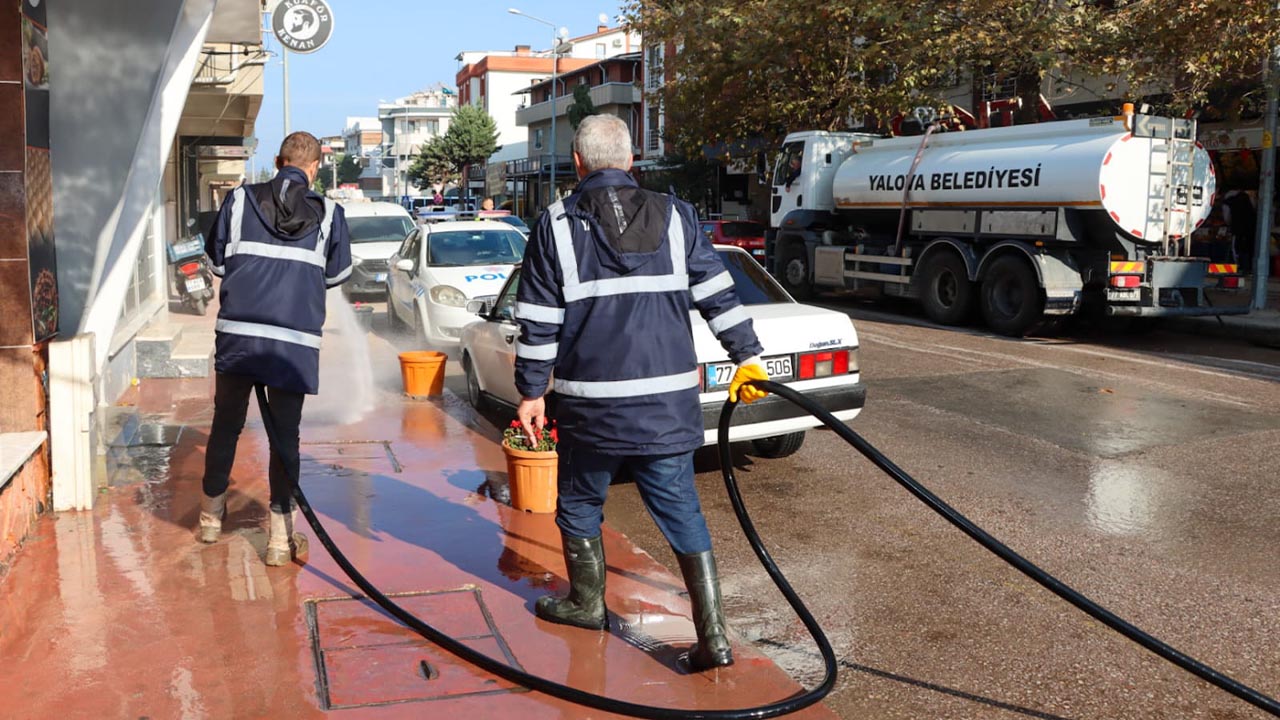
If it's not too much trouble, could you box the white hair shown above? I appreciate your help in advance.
[572,115,633,173]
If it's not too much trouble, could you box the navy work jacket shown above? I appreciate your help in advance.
[205,167,352,394]
[514,169,763,455]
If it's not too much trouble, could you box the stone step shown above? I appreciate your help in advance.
[166,330,215,378]
[135,322,185,378]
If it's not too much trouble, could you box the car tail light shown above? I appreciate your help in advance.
[1219,276,1243,289]
[798,349,852,379]
[1109,274,1141,288]
[180,262,200,275]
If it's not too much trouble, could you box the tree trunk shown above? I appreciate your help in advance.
[1014,63,1044,124]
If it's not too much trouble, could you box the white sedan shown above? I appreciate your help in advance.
[386,221,526,346]
[459,246,865,458]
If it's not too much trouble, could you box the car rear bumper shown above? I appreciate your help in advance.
[699,381,866,445]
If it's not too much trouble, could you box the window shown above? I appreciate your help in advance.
[425,119,439,135]
[493,270,521,321]
[535,128,544,149]
[426,229,526,266]
[406,120,419,134]
[348,216,414,244]
[646,106,660,151]
[595,42,606,59]
[646,45,663,89]
[719,249,791,305]
[397,229,421,271]
[773,141,805,187]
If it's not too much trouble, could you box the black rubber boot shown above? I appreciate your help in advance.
[678,550,734,670]
[536,534,608,630]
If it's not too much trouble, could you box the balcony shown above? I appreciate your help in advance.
[505,155,573,178]
[516,83,642,126]
[192,44,264,86]
[467,165,487,181]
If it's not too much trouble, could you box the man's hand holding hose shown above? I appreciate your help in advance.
[728,358,770,404]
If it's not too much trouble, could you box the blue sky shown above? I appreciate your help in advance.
[251,0,630,175]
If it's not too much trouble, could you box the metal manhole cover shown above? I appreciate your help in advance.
[306,588,525,710]
[301,440,402,475]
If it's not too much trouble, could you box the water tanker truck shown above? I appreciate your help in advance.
[765,111,1247,335]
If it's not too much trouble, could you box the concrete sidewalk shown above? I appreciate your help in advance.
[1162,279,1280,347]
[0,360,835,718]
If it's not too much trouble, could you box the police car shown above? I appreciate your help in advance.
[386,221,526,346]
[459,246,864,458]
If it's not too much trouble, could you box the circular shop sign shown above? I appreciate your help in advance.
[272,0,334,54]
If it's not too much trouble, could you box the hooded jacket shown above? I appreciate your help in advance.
[514,169,763,455]
[205,166,352,394]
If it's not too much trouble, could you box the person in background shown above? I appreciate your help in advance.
[1222,189,1257,272]
[482,197,495,211]
[513,115,770,672]
[197,131,352,567]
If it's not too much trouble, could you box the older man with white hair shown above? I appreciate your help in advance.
[513,114,770,671]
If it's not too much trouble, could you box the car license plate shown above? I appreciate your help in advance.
[375,272,387,282]
[184,277,206,293]
[706,355,793,389]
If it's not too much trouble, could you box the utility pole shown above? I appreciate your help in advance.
[1253,28,1279,310]
[282,48,291,136]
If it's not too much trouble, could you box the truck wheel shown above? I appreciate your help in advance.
[778,244,814,300]
[980,255,1044,337]
[752,432,806,458]
[919,252,975,325]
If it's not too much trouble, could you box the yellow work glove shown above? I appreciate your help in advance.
[728,360,769,404]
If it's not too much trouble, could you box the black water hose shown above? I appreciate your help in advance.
[253,384,835,720]
[734,380,1280,718]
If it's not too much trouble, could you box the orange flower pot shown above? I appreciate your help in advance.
[399,351,446,397]
[503,440,558,513]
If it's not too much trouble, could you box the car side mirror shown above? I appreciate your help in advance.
[465,298,494,316]
[395,258,414,272]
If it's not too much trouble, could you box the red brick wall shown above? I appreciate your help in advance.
[0,440,50,576]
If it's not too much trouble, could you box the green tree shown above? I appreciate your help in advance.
[255,168,272,183]
[336,154,362,185]
[568,84,600,130]
[443,104,501,177]
[625,0,1280,149]
[407,135,458,190]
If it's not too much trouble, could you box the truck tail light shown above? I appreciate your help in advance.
[1219,276,1243,289]
[798,349,852,379]
[1109,274,1141,288]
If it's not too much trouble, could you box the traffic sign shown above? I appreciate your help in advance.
[272,0,334,54]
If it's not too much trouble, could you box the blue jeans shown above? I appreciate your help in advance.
[556,447,712,555]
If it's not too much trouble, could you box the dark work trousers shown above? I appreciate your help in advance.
[202,372,305,513]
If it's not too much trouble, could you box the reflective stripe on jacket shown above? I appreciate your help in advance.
[515,168,763,455]
[206,169,352,394]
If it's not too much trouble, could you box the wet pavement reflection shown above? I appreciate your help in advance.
[0,330,837,718]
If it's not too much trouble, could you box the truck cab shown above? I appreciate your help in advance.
[769,131,876,231]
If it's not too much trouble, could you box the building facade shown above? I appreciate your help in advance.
[377,86,456,201]
[0,0,264,569]
[455,26,641,205]
[512,53,643,216]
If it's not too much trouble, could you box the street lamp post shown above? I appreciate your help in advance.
[509,8,567,208]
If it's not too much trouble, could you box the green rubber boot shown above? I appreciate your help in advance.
[678,550,734,671]
[536,534,608,630]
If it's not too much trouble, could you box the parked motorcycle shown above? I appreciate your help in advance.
[169,219,215,315]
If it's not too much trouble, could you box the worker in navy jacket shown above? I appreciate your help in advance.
[514,115,770,671]
[196,131,352,567]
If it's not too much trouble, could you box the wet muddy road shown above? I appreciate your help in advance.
[605,302,1280,719]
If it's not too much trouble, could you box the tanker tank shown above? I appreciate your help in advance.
[832,117,1216,243]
